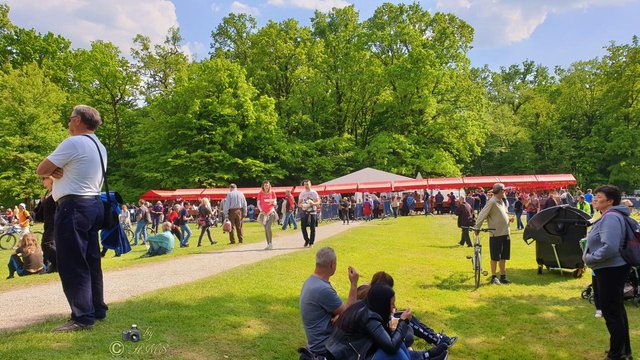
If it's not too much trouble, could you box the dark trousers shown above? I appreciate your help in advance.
[152,216,161,233]
[459,228,472,246]
[42,235,57,271]
[301,213,317,245]
[198,225,213,246]
[55,197,107,326]
[515,210,524,230]
[340,209,349,224]
[171,227,183,241]
[595,265,631,359]
[228,208,244,243]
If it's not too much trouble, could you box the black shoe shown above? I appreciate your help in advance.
[500,276,511,284]
[6,274,14,279]
[210,241,217,245]
[51,320,93,332]
[424,343,448,359]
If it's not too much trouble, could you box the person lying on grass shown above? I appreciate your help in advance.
[140,222,175,258]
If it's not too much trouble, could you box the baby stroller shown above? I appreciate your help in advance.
[581,266,640,307]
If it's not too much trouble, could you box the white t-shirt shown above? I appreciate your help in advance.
[299,190,319,214]
[47,134,107,201]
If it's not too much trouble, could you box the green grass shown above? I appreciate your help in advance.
[0,221,297,292]
[1,215,638,360]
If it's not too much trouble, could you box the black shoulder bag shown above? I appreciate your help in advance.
[83,135,118,230]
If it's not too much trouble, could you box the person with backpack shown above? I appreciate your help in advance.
[583,185,631,360]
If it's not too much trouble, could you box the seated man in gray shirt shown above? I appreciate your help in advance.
[299,247,359,358]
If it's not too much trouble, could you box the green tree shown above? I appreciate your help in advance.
[0,64,67,203]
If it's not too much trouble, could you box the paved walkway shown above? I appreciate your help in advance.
[0,221,360,331]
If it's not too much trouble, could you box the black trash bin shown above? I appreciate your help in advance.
[523,205,592,277]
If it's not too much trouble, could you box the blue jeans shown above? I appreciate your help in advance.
[180,224,192,245]
[281,211,297,230]
[373,343,411,360]
[515,210,524,229]
[134,220,148,245]
[527,211,536,223]
[54,196,106,325]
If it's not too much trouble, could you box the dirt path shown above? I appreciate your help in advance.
[0,221,360,331]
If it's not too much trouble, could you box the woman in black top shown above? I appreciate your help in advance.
[36,176,57,273]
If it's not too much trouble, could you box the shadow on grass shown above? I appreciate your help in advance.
[443,294,616,360]
[424,244,461,249]
[505,267,580,286]
[420,272,477,291]
[0,292,306,359]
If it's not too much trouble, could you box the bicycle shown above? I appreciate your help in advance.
[461,227,495,289]
[0,225,42,250]
[126,222,156,245]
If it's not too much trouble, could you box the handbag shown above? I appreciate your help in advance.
[83,135,119,230]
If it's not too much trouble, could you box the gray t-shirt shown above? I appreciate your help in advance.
[300,275,343,354]
[299,190,320,215]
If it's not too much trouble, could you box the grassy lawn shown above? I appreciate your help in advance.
[1,215,638,359]
[0,220,299,292]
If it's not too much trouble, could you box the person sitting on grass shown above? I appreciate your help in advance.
[357,272,454,359]
[325,284,448,360]
[299,247,360,359]
[140,222,175,258]
[7,233,43,279]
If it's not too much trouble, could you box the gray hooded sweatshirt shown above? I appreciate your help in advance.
[583,205,629,270]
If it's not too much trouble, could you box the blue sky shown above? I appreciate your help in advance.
[3,0,639,70]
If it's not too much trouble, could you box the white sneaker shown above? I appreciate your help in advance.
[595,310,603,318]
[264,244,273,250]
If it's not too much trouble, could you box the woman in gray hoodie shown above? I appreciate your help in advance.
[583,185,631,360]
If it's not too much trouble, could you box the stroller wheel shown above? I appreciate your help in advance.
[581,289,590,299]
[588,295,594,304]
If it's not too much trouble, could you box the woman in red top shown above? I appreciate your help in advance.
[165,204,183,242]
[257,181,278,250]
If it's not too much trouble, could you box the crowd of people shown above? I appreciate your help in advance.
[1,103,635,359]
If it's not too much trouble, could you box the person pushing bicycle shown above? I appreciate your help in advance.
[474,183,512,285]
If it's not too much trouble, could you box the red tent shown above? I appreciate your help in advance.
[140,190,175,201]
[324,183,358,194]
[238,187,262,198]
[358,181,393,193]
[428,177,464,188]
[173,188,205,201]
[463,176,500,188]
[496,175,538,188]
[200,188,229,201]
[293,185,326,196]
[392,179,429,191]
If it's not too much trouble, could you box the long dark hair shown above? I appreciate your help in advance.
[335,285,396,334]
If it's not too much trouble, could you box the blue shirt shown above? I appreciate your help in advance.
[584,193,593,204]
[223,189,247,216]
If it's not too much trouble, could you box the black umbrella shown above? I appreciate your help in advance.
[523,205,591,245]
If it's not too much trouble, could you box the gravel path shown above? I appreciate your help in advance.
[0,221,360,331]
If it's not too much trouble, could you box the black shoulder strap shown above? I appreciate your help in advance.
[82,134,111,204]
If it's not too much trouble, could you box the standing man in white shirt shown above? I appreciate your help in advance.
[222,184,247,244]
[298,180,320,248]
[37,105,108,332]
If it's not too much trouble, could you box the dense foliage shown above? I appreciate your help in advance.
[0,3,638,203]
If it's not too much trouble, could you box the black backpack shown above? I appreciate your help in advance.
[610,210,640,266]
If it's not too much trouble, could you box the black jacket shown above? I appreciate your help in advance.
[325,303,409,360]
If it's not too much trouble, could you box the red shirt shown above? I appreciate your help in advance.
[166,210,179,224]
[258,191,277,213]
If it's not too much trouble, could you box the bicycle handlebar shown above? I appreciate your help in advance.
[460,226,495,232]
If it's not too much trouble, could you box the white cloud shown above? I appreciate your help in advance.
[266,0,351,12]
[230,1,261,16]
[211,2,221,12]
[435,0,635,48]
[2,0,178,53]
[182,41,206,61]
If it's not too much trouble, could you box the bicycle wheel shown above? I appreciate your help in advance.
[126,229,135,245]
[0,233,17,250]
[146,225,156,236]
[474,250,482,288]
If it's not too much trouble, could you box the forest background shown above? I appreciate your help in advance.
[0,2,638,204]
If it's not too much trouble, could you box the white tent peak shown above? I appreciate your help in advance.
[320,168,413,185]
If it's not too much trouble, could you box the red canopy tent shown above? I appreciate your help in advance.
[200,188,229,201]
[357,181,393,193]
[392,179,429,191]
[237,187,262,198]
[463,176,500,188]
[140,190,175,201]
[533,174,577,190]
[428,177,464,188]
[324,183,358,194]
[173,188,205,201]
